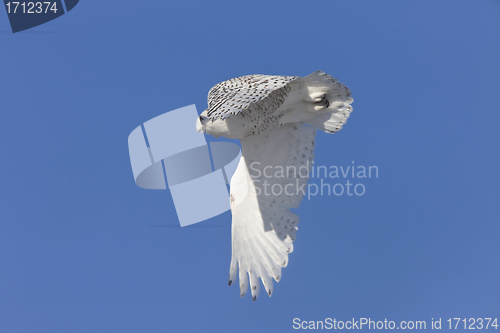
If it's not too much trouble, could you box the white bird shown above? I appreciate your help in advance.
[196,71,353,301]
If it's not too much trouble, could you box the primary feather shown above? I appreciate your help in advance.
[206,74,300,120]
[197,70,353,300]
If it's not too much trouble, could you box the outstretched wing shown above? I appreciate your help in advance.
[228,123,317,300]
[206,74,300,120]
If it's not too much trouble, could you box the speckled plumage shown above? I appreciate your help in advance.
[196,71,353,300]
[206,74,300,120]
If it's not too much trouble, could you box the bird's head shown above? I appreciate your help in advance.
[196,109,243,139]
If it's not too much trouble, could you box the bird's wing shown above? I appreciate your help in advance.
[206,74,300,120]
[228,123,317,300]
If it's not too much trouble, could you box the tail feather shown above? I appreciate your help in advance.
[302,70,353,133]
[306,104,353,134]
[278,70,353,132]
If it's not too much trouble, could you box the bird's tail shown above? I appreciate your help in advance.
[302,71,353,134]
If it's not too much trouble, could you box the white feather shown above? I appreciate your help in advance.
[229,124,316,300]
[198,71,353,300]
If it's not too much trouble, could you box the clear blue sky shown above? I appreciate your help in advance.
[1,1,499,332]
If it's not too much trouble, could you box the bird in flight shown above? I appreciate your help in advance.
[196,71,353,301]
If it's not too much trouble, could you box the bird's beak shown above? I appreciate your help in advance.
[196,115,208,132]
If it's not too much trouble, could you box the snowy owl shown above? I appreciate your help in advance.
[196,70,353,301]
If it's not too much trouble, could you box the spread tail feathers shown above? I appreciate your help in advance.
[302,70,353,134]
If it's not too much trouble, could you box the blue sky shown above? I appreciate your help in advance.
[1,1,499,332]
